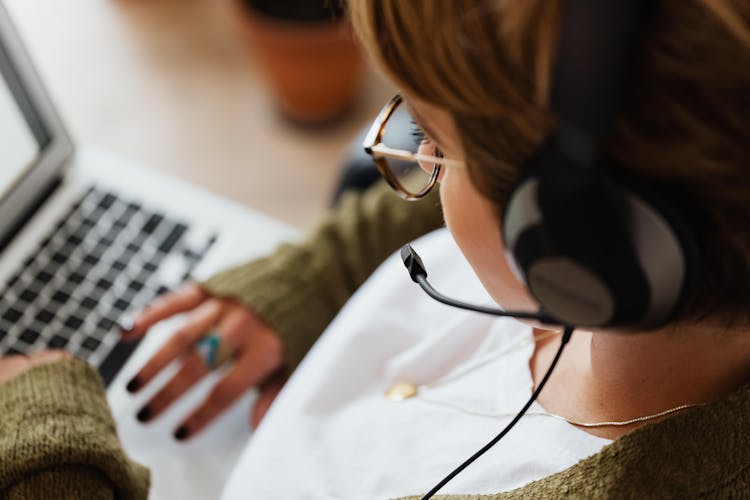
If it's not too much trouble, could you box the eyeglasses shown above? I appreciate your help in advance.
[363,94,466,200]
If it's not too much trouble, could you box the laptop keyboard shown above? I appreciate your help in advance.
[0,186,217,385]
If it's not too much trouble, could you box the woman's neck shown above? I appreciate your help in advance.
[531,322,750,440]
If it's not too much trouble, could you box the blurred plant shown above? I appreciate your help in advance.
[238,0,362,125]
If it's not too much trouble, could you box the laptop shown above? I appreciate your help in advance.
[1,4,299,498]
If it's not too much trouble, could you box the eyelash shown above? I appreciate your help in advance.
[410,119,429,145]
[409,119,444,159]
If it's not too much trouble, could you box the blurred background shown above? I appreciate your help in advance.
[4,0,394,229]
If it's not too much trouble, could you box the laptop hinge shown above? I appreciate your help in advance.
[0,174,63,253]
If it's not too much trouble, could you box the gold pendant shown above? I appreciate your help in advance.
[385,381,418,401]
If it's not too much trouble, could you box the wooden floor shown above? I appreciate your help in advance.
[5,0,394,229]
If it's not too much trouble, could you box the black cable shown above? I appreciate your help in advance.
[415,275,552,322]
[420,325,575,500]
[401,244,555,323]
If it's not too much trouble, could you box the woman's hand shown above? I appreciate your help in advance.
[0,350,72,385]
[122,283,287,440]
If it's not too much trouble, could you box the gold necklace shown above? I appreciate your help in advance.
[384,330,707,428]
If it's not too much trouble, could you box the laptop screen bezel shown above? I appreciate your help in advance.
[0,3,74,248]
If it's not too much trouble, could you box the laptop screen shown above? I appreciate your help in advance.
[0,3,72,249]
[1,73,39,198]
[0,46,50,201]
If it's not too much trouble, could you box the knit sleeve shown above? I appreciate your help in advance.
[0,359,150,499]
[202,181,443,374]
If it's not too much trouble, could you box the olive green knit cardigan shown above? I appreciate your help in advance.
[1,182,749,498]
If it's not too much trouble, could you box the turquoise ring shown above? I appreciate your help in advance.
[195,332,222,369]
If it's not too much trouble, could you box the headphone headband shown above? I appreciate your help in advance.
[551,0,644,153]
[502,0,698,329]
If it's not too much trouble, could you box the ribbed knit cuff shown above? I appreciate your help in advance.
[0,359,150,499]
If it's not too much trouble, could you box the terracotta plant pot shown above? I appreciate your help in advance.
[237,0,364,125]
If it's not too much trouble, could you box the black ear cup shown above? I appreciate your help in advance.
[502,145,699,330]
[495,0,704,329]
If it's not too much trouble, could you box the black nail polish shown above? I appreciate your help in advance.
[174,425,189,441]
[136,406,151,423]
[126,377,141,393]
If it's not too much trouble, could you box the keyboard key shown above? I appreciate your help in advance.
[98,317,116,331]
[51,290,70,305]
[144,261,158,273]
[6,273,21,289]
[99,236,114,247]
[128,280,145,292]
[158,224,188,253]
[42,259,61,274]
[68,272,85,285]
[51,252,67,265]
[80,297,98,310]
[36,309,55,323]
[23,254,35,268]
[19,289,39,303]
[113,298,130,312]
[19,328,39,344]
[81,337,101,351]
[67,233,83,246]
[112,260,127,272]
[64,316,84,330]
[99,193,116,209]
[119,205,136,219]
[96,278,113,290]
[83,254,99,266]
[35,269,54,284]
[142,214,164,234]
[48,335,69,348]
[2,308,22,322]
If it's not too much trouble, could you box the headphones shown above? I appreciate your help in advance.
[501,0,700,330]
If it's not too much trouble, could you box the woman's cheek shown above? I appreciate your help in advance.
[439,168,536,311]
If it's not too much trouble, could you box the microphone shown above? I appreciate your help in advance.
[399,244,574,499]
[400,244,555,322]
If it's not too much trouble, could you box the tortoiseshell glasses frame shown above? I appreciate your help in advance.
[363,94,466,200]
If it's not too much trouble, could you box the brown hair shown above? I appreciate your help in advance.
[350,0,750,325]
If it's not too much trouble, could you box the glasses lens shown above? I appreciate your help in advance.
[380,105,436,196]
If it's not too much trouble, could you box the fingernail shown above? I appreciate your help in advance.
[174,425,190,441]
[126,377,141,393]
[136,406,151,423]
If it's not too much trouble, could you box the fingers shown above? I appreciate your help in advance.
[250,372,286,430]
[28,350,73,364]
[174,330,283,440]
[134,306,257,424]
[135,352,209,423]
[0,350,72,384]
[0,354,32,384]
[126,299,224,392]
[121,283,207,340]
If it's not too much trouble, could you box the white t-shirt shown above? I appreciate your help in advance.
[221,229,611,499]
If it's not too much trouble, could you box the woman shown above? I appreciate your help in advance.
[3,0,750,498]
[213,1,750,497]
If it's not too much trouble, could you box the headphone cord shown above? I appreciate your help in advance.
[420,325,575,500]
